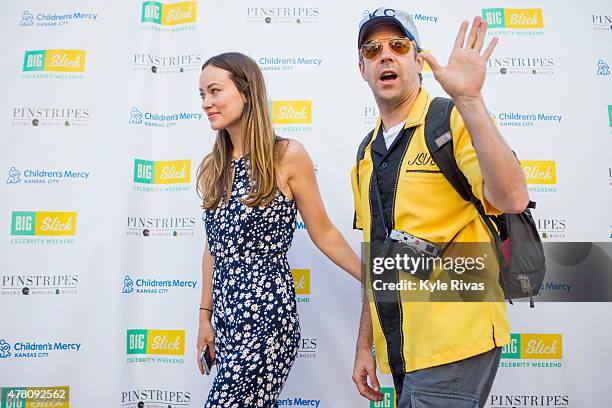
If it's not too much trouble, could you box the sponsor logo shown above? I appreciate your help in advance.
[291,269,310,303]
[490,394,569,407]
[295,217,307,230]
[20,9,97,27]
[10,212,77,245]
[246,7,319,24]
[133,52,202,74]
[1,274,79,296]
[297,337,317,359]
[128,106,202,127]
[277,397,321,407]
[364,106,379,127]
[22,50,86,80]
[121,389,191,407]
[362,9,439,24]
[141,1,197,32]
[592,14,612,32]
[520,160,557,193]
[500,333,563,368]
[19,11,35,27]
[371,387,395,408]
[609,105,612,127]
[536,281,572,297]
[536,218,566,240]
[270,100,312,133]
[597,59,610,76]
[487,57,554,76]
[0,340,11,358]
[11,212,76,236]
[132,159,191,192]
[122,274,197,295]
[0,338,81,359]
[126,216,195,237]
[126,329,185,364]
[489,111,562,127]
[6,167,90,185]
[1,386,70,407]
[482,8,544,36]
[12,107,89,127]
[257,56,322,72]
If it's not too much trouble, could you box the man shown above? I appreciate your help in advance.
[350,7,529,407]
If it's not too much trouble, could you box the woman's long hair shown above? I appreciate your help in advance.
[196,52,283,209]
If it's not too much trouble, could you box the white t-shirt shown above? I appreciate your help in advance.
[382,121,406,149]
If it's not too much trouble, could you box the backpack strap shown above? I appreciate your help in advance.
[356,130,375,166]
[423,97,472,201]
[353,129,375,230]
[424,97,503,243]
[355,129,375,186]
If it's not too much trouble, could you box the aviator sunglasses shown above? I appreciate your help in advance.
[360,36,412,59]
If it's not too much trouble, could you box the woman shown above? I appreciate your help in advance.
[196,52,362,407]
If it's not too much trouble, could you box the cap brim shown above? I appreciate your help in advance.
[358,16,409,48]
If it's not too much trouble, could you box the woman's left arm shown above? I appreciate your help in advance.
[285,140,362,282]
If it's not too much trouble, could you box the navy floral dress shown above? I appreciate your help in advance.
[203,157,300,407]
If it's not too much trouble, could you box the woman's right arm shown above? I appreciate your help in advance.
[196,242,215,374]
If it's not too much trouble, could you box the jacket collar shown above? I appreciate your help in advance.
[370,87,431,157]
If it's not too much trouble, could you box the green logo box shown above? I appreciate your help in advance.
[482,8,506,28]
[134,159,155,184]
[501,333,521,359]
[1,388,26,408]
[11,211,36,235]
[141,1,162,24]
[23,50,46,72]
[608,105,612,127]
[371,387,395,408]
[126,329,148,354]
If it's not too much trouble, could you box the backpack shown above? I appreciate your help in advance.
[356,97,546,307]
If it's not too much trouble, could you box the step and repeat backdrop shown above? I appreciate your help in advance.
[1,0,611,407]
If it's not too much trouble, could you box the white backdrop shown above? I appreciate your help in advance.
[1,1,611,407]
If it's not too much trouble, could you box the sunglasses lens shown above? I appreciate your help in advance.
[361,42,382,59]
[389,38,410,54]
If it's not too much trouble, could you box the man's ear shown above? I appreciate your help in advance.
[415,52,425,73]
[358,60,366,81]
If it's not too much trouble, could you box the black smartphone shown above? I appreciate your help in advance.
[201,344,215,375]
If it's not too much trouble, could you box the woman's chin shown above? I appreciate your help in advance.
[208,122,222,131]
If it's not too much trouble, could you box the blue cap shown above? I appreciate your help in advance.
[358,7,422,51]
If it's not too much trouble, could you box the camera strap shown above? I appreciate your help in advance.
[370,126,416,239]
[371,170,389,238]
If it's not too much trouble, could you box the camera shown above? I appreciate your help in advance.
[389,230,441,258]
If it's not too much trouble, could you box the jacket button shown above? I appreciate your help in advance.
[381,163,388,169]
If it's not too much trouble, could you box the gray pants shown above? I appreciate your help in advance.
[392,347,502,408]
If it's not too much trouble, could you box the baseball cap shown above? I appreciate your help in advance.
[358,7,422,51]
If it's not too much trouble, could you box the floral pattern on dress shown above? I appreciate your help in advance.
[203,157,300,408]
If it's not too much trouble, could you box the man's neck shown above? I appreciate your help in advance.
[378,86,421,131]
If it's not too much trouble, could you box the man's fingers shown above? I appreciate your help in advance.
[474,20,488,52]
[483,36,499,61]
[366,366,381,392]
[419,52,441,75]
[466,16,482,49]
[453,20,469,49]
[353,372,384,401]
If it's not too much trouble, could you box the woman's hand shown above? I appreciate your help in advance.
[196,316,215,374]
